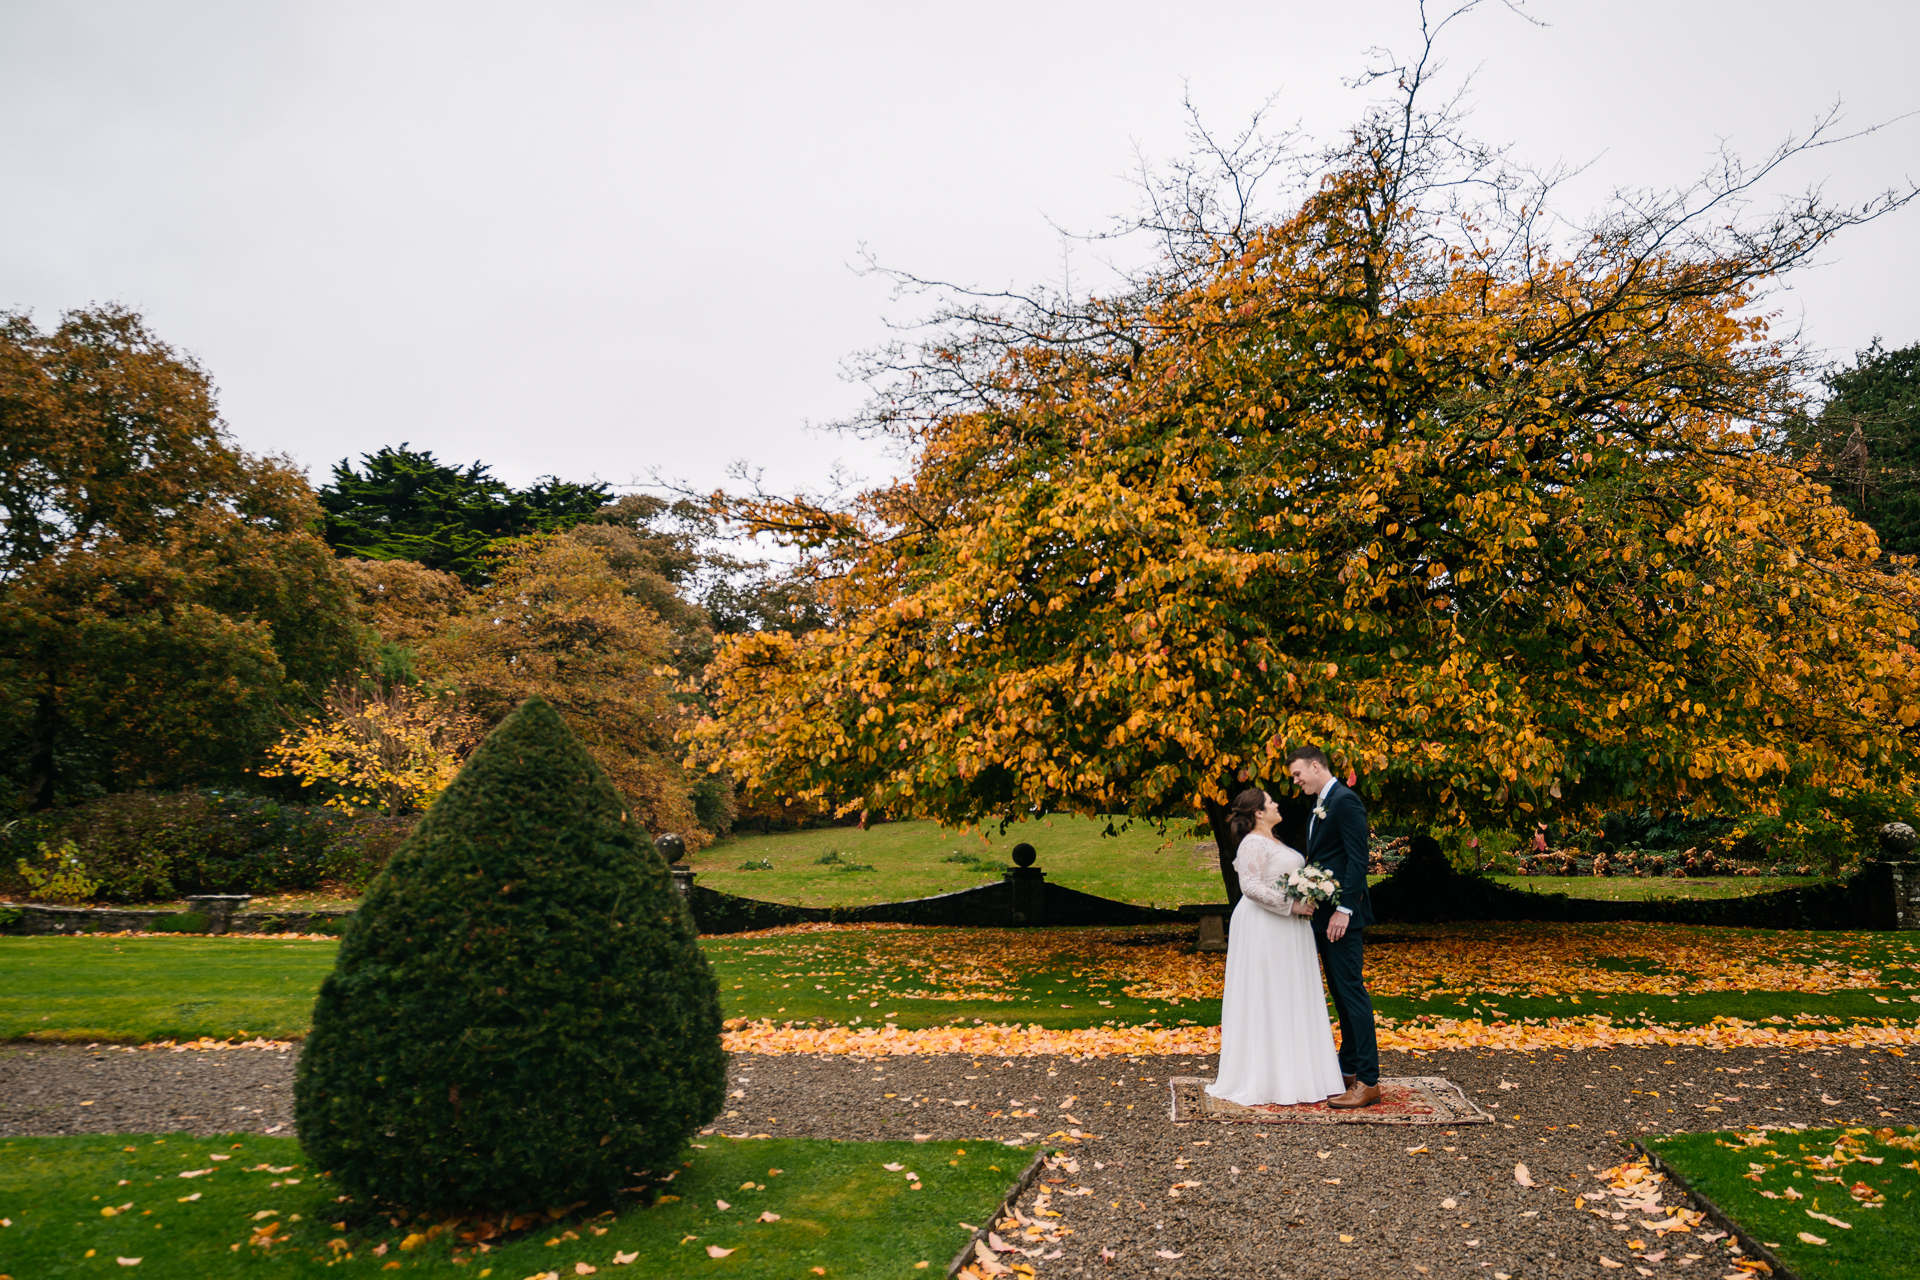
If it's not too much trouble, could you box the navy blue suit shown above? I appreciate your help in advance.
[1307,781,1379,1086]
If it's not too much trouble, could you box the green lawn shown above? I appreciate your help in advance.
[1646,1126,1920,1279]
[7,923,1918,1044]
[1487,874,1817,901]
[691,815,1225,908]
[0,938,340,1042]
[0,1131,1029,1277]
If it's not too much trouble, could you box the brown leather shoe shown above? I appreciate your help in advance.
[1326,1082,1383,1109]
[1343,1074,1358,1091]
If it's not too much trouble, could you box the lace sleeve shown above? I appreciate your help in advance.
[1235,835,1295,915]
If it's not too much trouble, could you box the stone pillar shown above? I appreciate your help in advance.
[1005,842,1047,926]
[1859,826,1919,930]
[183,895,250,935]
[1856,860,1919,930]
[654,832,693,902]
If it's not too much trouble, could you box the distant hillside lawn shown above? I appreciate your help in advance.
[691,815,1223,908]
[689,817,1818,909]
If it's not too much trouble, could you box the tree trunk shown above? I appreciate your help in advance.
[1201,795,1240,908]
[24,690,60,811]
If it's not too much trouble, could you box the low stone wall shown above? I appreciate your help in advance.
[1851,860,1920,930]
[0,874,1182,939]
[8,861,1912,938]
[0,904,351,936]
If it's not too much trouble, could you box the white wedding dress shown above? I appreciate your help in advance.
[1206,831,1346,1107]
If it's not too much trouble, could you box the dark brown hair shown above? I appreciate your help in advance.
[1226,788,1270,845]
[1285,744,1330,770]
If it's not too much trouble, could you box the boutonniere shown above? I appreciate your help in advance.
[1312,801,1328,820]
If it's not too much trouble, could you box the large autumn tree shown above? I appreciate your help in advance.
[0,306,363,808]
[690,47,1920,897]
[425,535,703,838]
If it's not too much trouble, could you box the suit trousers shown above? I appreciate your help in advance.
[1313,918,1379,1086]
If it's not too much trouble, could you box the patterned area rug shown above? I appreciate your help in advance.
[1167,1076,1494,1126]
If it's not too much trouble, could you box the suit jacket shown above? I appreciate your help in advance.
[1306,781,1375,929]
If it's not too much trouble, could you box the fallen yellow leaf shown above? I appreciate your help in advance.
[706,1245,735,1259]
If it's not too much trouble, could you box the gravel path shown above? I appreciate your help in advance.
[0,1044,297,1137]
[725,1044,1915,1278]
[4,1040,1912,1277]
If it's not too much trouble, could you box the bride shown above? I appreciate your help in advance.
[1205,787,1346,1107]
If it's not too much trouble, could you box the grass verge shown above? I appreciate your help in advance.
[0,1132,1031,1278]
[6,923,1917,1044]
[1645,1125,1920,1279]
[0,937,338,1043]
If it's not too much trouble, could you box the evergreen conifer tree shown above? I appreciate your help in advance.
[294,696,725,1212]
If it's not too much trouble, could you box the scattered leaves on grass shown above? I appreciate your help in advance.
[707,921,1920,1007]
[721,1013,1920,1056]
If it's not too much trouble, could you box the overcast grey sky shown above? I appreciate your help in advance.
[2,1,1915,498]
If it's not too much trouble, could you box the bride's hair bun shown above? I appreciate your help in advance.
[1226,787,1268,844]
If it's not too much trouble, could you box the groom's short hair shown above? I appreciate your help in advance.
[1285,744,1330,770]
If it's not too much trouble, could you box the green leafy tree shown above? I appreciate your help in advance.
[0,306,363,809]
[317,444,610,583]
[294,696,725,1213]
[1789,340,1920,556]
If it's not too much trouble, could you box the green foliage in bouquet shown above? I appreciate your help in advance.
[294,696,725,1213]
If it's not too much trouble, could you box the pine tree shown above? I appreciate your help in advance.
[294,696,725,1212]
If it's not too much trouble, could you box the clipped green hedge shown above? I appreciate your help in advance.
[0,791,409,902]
[294,696,726,1214]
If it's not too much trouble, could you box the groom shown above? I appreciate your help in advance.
[1286,745,1381,1109]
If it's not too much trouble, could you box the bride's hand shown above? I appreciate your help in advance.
[1291,901,1315,916]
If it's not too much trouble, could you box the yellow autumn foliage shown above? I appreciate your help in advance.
[262,682,478,816]
[692,99,1919,835]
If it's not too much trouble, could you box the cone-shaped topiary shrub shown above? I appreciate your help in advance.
[294,696,725,1212]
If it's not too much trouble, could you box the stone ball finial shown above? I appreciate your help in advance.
[1011,842,1038,868]
[1877,822,1917,860]
[654,831,688,864]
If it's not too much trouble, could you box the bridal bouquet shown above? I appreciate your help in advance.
[1281,864,1341,908]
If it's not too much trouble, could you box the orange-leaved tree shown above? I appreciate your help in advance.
[426,535,704,840]
[690,65,1919,899]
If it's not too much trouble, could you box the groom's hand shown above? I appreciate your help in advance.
[1326,911,1349,942]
